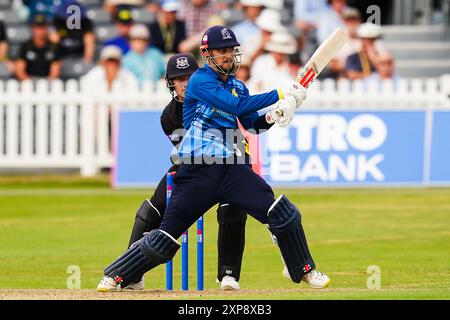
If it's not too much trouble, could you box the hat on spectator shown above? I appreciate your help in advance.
[30,14,49,26]
[342,7,361,20]
[100,45,122,61]
[265,32,297,54]
[161,0,180,12]
[357,23,381,39]
[240,0,265,7]
[256,9,285,33]
[114,7,133,24]
[129,24,150,39]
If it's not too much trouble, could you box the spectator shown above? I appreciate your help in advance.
[15,14,61,81]
[51,0,95,63]
[250,32,296,92]
[288,52,302,80]
[178,0,217,38]
[22,0,59,22]
[317,0,346,44]
[235,55,251,83]
[122,24,165,87]
[245,8,285,65]
[232,0,264,50]
[0,20,8,61]
[149,0,187,54]
[81,45,138,91]
[263,0,283,10]
[0,20,12,76]
[333,7,362,69]
[294,0,327,37]
[177,0,224,55]
[345,23,383,80]
[103,7,134,54]
[365,52,399,89]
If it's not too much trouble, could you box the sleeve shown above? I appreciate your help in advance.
[238,112,274,132]
[0,22,7,42]
[178,21,186,41]
[188,74,281,116]
[53,44,61,61]
[160,107,172,136]
[160,105,182,147]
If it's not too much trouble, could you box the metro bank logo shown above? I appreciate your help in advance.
[263,113,388,183]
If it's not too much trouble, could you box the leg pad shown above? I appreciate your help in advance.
[267,195,315,283]
[104,229,180,287]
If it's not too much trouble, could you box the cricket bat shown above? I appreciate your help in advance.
[296,27,347,89]
[269,27,347,122]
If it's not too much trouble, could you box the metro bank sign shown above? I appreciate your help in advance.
[260,111,426,186]
[113,109,450,188]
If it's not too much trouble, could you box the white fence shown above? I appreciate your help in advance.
[0,76,449,177]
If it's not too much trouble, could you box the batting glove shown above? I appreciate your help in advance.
[265,96,297,128]
[280,81,307,109]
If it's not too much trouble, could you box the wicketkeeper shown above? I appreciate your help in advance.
[98,25,330,292]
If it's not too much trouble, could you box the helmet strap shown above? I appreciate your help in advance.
[165,75,183,102]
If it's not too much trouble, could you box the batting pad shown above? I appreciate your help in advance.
[267,195,316,283]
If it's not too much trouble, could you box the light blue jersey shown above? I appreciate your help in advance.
[179,65,280,159]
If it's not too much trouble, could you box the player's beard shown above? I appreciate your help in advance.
[221,61,236,74]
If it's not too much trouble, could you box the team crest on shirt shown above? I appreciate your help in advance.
[176,57,189,69]
[231,88,238,97]
[221,28,232,40]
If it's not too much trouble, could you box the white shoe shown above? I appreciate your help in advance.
[97,276,121,292]
[220,276,240,291]
[123,277,144,290]
[302,269,331,289]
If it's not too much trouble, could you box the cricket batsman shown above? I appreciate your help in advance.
[120,53,248,291]
[98,25,330,291]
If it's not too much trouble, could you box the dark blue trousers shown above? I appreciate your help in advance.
[159,163,275,238]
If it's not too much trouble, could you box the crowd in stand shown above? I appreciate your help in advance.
[0,0,398,92]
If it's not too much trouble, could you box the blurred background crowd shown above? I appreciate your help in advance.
[0,0,449,92]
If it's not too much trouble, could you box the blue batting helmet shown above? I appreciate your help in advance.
[200,25,240,50]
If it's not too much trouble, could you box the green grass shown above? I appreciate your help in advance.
[0,175,449,299]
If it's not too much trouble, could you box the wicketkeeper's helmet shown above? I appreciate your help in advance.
[165,53,199,101]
